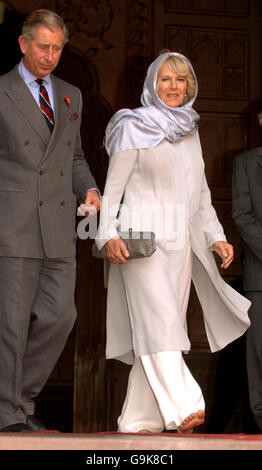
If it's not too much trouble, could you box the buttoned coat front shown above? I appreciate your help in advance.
[0,65,96,259]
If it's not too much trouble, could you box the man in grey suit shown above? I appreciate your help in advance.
[232,142,262,432]
[0,9,100,431]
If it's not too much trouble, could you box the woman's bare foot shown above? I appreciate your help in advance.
[137,429,152,433]
[177,410,205,434]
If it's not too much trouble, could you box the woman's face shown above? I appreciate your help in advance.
[157,63,187,108]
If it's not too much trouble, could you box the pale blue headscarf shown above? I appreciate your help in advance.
[105,52,200,157]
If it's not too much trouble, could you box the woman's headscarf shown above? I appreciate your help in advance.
[105,52,200,157]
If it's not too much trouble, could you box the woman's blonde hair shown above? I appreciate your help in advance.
[157,54,196,103]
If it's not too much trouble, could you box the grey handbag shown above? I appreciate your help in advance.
[92,228,156,259]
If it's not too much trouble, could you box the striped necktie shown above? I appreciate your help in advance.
[36,78,55,133]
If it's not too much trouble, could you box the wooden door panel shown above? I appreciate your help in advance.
[72,0,262,432]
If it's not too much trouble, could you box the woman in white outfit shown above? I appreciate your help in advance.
[96,52,251,433]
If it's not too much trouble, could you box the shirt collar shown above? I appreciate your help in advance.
[18,59,52,87]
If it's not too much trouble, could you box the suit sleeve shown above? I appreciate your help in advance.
[72,89,98,203]
[232,154,262,262]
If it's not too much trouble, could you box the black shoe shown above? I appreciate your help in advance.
[0,423,31,432]
[26,415,47,431]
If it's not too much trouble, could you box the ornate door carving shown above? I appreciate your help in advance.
[152,0,262,349]
[73,0,262,432]
[45,0,262,433]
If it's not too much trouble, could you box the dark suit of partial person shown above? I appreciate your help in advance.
[232,147,262,432]
[0,65,97,429]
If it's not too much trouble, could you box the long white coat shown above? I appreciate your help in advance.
[96,132,251,364]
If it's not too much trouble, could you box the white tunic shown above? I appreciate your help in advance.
[96,132,251,364]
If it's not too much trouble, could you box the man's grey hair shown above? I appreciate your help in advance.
[21,9,69,45]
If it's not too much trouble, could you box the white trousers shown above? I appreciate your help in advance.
[118,235,205,432]
[118,351,205,432]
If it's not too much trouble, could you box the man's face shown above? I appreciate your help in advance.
[19,25,64,78]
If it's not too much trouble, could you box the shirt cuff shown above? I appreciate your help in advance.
[87,188,101,199]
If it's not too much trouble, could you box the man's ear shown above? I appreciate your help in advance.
[18,35,27,54]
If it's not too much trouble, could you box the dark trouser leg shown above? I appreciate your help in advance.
[246,291,262,431]
[0,257,77,428]
[21,257,77,415]
[0,257,41,428]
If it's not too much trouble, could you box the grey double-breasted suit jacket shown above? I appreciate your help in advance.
[232,147,262,291]
[0,65,96,259]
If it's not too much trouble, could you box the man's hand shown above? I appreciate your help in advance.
[212,241,234,269]
[84,190,100,216]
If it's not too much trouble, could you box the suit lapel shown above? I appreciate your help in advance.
[7,67,72,164]
[41,75,70,162]
[7,66,51,146]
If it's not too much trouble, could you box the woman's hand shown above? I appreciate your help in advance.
[212,241,234,269]
[106,238,131,264]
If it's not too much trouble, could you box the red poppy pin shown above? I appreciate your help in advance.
[64,96,70,107]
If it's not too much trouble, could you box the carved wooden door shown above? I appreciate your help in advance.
[151,0,262,348]
[73,0,262,432]
[151,0,262,427]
